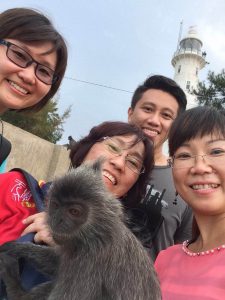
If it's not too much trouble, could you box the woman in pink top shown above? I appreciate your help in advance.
[155,106,225,300]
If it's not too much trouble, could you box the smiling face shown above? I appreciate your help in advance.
[128,89,179,161]
[172,133,225,216]
[0,39,57,114]
[83,134,145,198]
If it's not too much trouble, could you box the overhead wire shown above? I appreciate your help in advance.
[64,76,133,94]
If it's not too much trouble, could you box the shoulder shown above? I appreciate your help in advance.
[155,244,182,269]
[0,171,27,184]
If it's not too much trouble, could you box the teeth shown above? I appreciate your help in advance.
[9,81,28,94]
[192,184,218,190]
[143,128,158,136]
[103,171,116,185]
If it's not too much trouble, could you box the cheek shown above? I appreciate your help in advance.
[37,84,51,99]
[172,169,185,192]
[163,120,173,132]
[122,174,139,194]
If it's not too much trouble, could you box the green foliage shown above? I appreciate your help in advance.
[194,69,225,110]
[2,98,71,144]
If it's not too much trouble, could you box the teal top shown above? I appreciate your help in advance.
[0,159,7,173]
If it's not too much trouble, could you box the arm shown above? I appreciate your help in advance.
[0,241,59,276]
[0,252,53,300]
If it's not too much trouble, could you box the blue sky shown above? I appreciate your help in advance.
[1,0,225,144]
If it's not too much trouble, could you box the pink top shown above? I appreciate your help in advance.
[155,243,225,300]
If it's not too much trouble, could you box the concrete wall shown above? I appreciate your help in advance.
[3,121,70,181]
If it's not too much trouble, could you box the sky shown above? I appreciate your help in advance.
[1,0,225,144]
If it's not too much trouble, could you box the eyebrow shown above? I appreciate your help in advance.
[141,102,176,116]
[113,137,144,161]
[179,138,225,149]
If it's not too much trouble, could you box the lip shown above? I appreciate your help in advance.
[7,79,30,95]
[102,170,117,185]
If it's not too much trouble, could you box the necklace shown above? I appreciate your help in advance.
[182,240,225,257]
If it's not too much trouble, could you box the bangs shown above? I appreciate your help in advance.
[169,106,225,156]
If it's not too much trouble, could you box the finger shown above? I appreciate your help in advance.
[22,212,47,225]
[34,231,55,246]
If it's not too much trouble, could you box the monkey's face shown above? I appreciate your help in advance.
[48,195,90,245]
[46,160,123,248]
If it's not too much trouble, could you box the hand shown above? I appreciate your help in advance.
[21,212,55,246]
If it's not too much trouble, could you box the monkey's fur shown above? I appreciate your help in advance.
[0,160,161,300]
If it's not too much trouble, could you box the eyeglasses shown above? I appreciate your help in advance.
[0,39,58,85]
[168,151,225,169]
[100,137,145,174]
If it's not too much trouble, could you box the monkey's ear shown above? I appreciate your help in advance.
[92,157,105,172]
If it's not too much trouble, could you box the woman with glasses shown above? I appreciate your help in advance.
[0,7,67,114]
[155,106,225,299]
[0,121,153,247]
[20,121,154,246]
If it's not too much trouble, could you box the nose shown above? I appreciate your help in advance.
[109,154,126,172]
[18,63,36,85]
[146,111,160,126]
[190,155,213,174]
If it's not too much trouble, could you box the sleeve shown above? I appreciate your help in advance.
[174,204,193,244]
[0,171,38,245]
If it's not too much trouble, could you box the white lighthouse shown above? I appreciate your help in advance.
[171,25,208,108]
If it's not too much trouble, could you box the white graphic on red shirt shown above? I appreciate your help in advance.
[11,179,32,202]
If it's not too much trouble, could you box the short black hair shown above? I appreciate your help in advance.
[169,106,225,156]
[131,75,187,114]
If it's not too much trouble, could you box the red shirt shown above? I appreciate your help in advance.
[0,171,37,244]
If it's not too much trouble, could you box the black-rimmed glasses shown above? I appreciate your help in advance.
[0,39,58,85]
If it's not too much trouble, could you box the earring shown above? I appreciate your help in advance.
[173,191,178,205]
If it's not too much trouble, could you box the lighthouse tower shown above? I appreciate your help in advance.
[171,25,208,108]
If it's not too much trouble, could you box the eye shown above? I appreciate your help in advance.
[210,148,225,156]
[161,112,174,120]
[11,49,28,62]
[50,200,59,209]
[37,66,52,78]
[107,142,120,154]
[174,153,192,160]
[68,205,83,218]
[142,106,153,113]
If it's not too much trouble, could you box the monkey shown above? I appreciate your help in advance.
[0,160,161,300]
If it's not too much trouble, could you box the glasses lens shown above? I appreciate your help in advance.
[36,64,55,85]
[105,140,121,155]
[8,44,31,68]
[126,155,144,174]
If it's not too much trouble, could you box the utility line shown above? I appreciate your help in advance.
[64,76,133,93]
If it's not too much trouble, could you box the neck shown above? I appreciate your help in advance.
[190,214,225,251]
[154,147,168,166]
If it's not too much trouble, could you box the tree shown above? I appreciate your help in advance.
[2,98,71,144]
[194,69,225,110]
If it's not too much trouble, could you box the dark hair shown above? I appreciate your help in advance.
[0,7,67,112]
[169,105,225,242]
[70,121,154,208]
[131,75,187,114]
[169,106,225,157]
